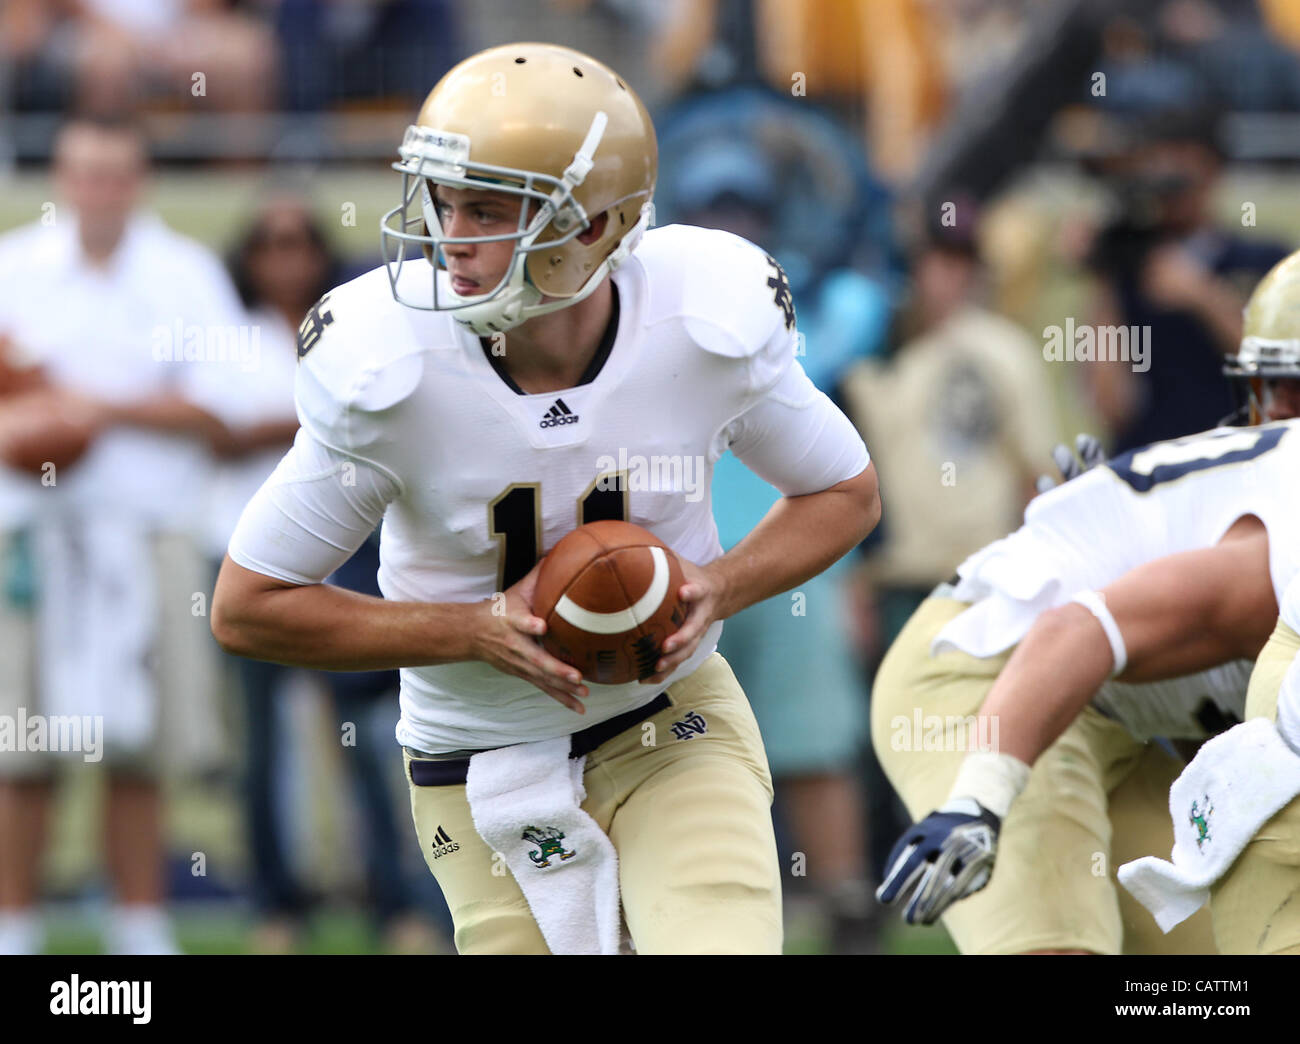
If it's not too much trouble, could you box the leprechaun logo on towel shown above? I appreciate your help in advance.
[523,825,577,868]
[1189,795,1213,850]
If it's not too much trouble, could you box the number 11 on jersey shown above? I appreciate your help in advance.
[488,471,629,589]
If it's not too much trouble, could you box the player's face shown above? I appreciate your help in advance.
[1259,378,1300,421]
[431,185,525,297]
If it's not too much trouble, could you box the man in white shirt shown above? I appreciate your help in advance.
[0,115,245,955]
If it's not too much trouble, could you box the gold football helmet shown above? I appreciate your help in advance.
[381,43,657,334]
[1224,249,1300,422]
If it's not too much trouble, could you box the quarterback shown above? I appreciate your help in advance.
[210,44,879,954]
[872,250,1300,954]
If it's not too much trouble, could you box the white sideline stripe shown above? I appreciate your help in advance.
[555,547,669,634]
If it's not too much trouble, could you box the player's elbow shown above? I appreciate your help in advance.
[1034,603,1091,640]
[210,558,279,660]
[210,596,257,658]
[1030,602,1119,676]
[860,477,882,540]
[839,461,881,543]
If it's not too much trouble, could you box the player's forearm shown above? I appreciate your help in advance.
[977,604,1113,765]
[211,560,482,670]
[709,463,880,620]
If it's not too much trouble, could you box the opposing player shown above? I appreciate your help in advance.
[869,250,1300,954]
[210,44,879,954]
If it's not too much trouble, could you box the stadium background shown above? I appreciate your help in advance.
[3,0,1300,954]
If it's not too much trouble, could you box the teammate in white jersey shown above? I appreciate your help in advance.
[210,44,879,954]
[875,250,1300,954]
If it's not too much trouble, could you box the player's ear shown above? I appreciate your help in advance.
[577,212,608,245]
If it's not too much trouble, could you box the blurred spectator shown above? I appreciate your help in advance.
[1163,0,1300,111]
[1085,108,1290,450]
[2,0,276,116]
[216,195,444,953]
[655,85,900,298]
[274,0,460,112]
[0,114,244,955]
[209,190,330,547]
[652,0,948,183]
[1091,11,1208,115]
[660,92,894,952]
[1093,2,1300,115]
[204,193,320,949]
[839,210,1061,879]
[843,214,1059,628]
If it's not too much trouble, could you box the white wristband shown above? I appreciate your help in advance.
[944,750,1031,819]
[1070,589,1128,677]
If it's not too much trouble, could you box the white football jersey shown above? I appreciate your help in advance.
[228,224,870,752]
[934,421,1300,739]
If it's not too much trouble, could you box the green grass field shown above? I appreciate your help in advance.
[38,889,956,956]
[40,904,957,955]
[43,906,381,956]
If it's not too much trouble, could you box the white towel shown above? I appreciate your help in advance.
[1117,718,1300,932]
[33,510,157,751]
[466,737,623,954]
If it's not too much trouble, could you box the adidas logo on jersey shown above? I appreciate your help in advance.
[539,399,579,428]
[431,825,460,859]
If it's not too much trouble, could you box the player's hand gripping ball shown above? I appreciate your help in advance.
[532,521,688,685]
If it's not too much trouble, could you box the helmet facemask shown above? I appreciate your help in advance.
[381,114,650,335]
[1223,335,1300,423]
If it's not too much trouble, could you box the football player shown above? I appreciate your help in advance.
[210,44,880,954]
[870,249,1300,954]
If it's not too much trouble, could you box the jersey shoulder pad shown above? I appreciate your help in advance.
[635,225,797,391]
[294,266,426,457]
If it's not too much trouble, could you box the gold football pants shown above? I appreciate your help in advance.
[404,653,782,954]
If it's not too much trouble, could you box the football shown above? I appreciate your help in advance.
[532,520,688,685]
